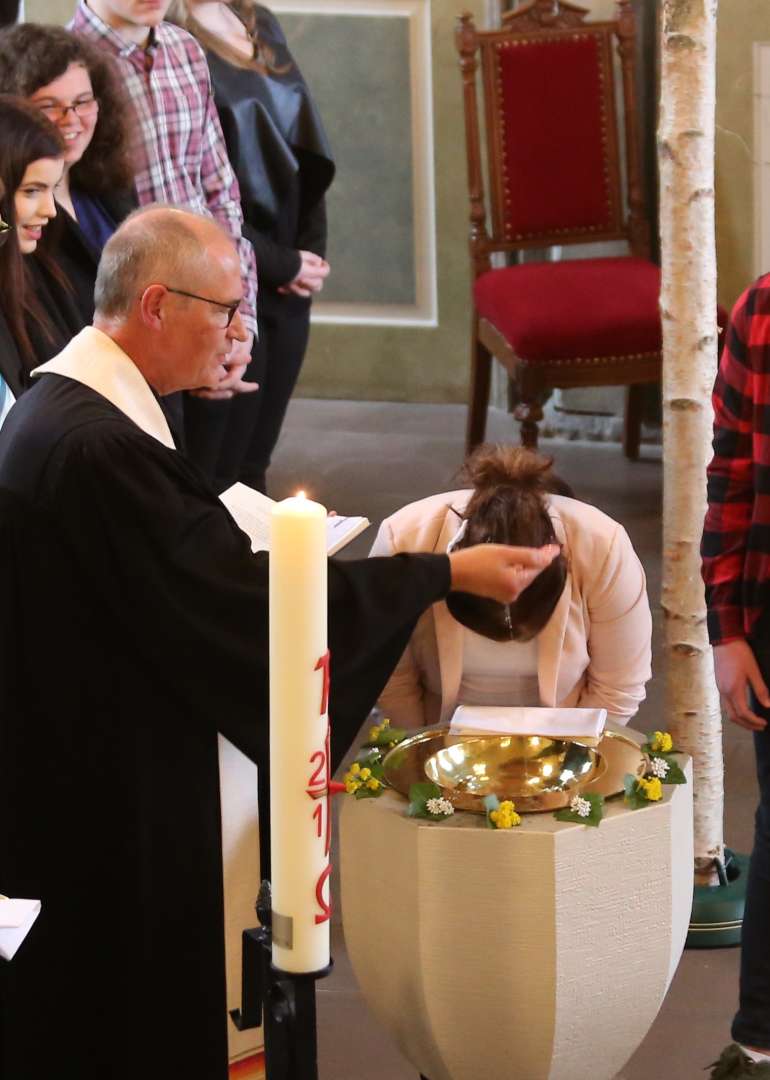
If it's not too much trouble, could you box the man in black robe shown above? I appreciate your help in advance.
[0,207,557,1080]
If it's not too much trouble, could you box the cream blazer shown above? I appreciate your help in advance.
[370,490,652,727]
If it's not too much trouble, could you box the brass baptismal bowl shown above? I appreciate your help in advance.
[383,729,627,813]
[422,734,605,812]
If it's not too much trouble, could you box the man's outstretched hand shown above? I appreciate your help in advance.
[448,543,561,604]
[713,638,770,731]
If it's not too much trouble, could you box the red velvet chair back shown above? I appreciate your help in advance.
[457,0,649,265]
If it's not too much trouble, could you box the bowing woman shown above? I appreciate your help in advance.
[0,97,82,418]
[371,445,653,728]
[170,0,334,492]
[0,23,137,323]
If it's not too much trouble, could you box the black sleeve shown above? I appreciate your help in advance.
[49,426,450,770]
[295,196,327,261]
[242,222,302,289]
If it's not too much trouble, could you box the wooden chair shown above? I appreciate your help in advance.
[456,0,659,458]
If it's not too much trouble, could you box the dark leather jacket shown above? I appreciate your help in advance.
[206,6,335,295]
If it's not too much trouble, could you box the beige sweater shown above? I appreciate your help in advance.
[370,490,652,727]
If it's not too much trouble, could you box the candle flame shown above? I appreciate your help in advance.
[296,489,307,499]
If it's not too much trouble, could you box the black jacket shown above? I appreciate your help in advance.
[55,188,137,322]
[0,258,83,397]
[207,8,335,305]
[0,373,449,1080]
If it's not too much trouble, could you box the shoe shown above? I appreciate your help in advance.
[709,1045,770,1079]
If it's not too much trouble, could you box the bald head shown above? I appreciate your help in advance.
[94,206,236,320]
[91,205,247,396]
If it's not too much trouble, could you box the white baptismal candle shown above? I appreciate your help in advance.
[269,492,331,973]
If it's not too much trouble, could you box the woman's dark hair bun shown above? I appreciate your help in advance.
[458,444,556,496]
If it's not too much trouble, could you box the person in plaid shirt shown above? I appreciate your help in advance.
[70,0,259,478]
[702,277,770,1076]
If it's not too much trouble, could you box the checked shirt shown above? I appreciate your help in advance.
[702,273,770,644]
[70,1,257,334]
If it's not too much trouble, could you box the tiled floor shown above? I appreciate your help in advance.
[266,398,754,1080]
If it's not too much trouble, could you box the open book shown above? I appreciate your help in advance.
[0,897,41,961]
[220,483,370,557]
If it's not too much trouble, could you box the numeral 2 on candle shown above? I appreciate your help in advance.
[307,650,332,925]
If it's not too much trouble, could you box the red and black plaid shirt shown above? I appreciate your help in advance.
[702,273,770,644]
[70,1,257,334]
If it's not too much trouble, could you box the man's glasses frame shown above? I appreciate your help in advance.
[164,286,241,327]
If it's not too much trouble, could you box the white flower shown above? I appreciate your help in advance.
[426,797,455,817]
[650,756,670,779]
[570,795,592,819]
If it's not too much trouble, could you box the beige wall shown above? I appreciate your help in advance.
[715,0,770,312]
[25,0,71,22]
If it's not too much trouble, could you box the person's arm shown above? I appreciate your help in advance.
[575,524,652,723]
[243,224,302,289]
[702,285,770,730]
[296,197,327,262]
[369,518,429,727]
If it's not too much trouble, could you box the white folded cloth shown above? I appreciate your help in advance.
[0,897,41,960]
[449,705,607,741]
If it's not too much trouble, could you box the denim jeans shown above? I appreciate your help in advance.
[733,632,770,1048]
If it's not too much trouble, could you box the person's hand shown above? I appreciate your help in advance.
[713,638,770,731]
[190,333,259,400]
[278,251,330,298]
[448,543,560,604]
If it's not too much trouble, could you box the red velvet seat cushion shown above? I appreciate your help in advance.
[474,257,661,362]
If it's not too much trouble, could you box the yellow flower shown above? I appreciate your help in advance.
[344,763,364,793]
[490,800,521,828]
[366,777,381,791]
[369,718,392,741]
[639,777,663,801]
[651,731,673,753]
[359,767,372,781]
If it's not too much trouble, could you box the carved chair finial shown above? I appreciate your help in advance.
[502,0,589,30]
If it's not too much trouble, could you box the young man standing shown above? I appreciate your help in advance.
[70,0,258,477]
[702,276,770,1079]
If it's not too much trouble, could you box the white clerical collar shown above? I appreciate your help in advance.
[32,326,176,450]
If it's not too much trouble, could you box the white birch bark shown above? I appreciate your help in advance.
[659,0,723,882]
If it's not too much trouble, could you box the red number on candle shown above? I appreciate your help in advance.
[314,863,331,925]
[313,802,323,839]
[308,750,327,791]
[315,649,331,716]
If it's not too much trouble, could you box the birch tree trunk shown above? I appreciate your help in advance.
[659,0,723,884]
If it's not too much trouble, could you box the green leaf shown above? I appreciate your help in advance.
[364,726,410,748]
[483,793,500,829]
[554,792,605,827]
[651,754,687,785]
[355,747,384,769]
[623,773,638,797]
[407,781,442,818]
[623,774,651,810]
[354,783,384,800]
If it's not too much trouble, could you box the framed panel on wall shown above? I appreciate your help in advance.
[274,0,437,326]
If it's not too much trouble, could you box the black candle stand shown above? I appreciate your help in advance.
[230,880,332,1080]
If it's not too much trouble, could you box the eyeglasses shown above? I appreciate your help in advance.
[36,97,99,123]
[0,217,12,249]
[165,286,241,327]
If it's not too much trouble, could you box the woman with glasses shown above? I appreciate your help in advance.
[0,97,83,421]
[0,23,137,323]
[169,0,334,493]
